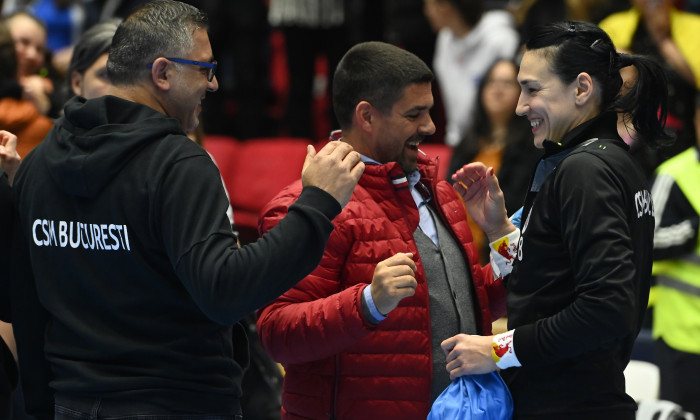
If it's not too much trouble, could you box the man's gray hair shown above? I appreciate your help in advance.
[107,0,208,85]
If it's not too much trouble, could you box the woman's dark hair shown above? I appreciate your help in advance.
[68,19,120,78]
[525,20,673,148]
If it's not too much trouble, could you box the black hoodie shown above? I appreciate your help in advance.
[10,95,340,416]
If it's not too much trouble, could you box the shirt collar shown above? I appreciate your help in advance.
[331,130,421,186]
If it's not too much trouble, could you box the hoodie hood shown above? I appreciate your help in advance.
[44,95,185,197]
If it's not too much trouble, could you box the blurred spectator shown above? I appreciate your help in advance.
[268,0,348,140]
[5,10,56,116]
[448,59,540,263]
[599,0,700,167]
[6,11,46,78]
[423,0,519,147]
[0,17,52,158]
[65,18,118,101]
[649,96,700,417]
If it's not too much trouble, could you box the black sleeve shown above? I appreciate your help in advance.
[0,171,19,415]
[161,155,341,325]
[0,171,11,321]
[9,205,54,419]
[650,173,700,260]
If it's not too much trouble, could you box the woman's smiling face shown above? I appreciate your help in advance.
[515,49,584,148]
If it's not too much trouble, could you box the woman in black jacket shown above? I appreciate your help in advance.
[444,20,672,419]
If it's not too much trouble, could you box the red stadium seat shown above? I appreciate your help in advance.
[203,135,239,185]
[204,136,311,243]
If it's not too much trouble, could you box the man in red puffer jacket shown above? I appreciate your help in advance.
[257,41,516,419]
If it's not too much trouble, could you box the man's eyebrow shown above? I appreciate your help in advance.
[404,104,433,113]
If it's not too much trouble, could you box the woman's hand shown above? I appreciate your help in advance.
[441,334,497,380]
[0,130,21,185]
[452,163,515,241]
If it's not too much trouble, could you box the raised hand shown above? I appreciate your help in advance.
[0,130,21,185]
[301,141,364,208]
[452,163,515,241]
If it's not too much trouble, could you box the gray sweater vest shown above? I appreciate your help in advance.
[414,205,478,403]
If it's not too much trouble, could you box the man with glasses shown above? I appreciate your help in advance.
[8,1,364,419]
[150,57,218,82]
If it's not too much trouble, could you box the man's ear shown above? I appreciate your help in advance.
[574,72,595,106]
[354,101,374,133]
[150,57,171,91]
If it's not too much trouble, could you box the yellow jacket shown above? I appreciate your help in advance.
[599,7,700,89]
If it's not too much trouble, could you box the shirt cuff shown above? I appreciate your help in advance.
[362,285,387,323]
[509,207,523,229]
[489,229,520,278]
[492,330,521,369]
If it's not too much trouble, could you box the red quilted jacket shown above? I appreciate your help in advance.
[257,152,506,419]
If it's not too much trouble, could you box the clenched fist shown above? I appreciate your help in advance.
[370,253,417,316]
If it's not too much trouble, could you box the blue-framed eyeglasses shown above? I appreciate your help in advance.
[149,57,218,82]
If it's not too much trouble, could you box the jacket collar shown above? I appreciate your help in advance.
[327,130,440,190]
[532,112,625,192]
[541,111,623,157]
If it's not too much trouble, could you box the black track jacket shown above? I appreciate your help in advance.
[503,112,655,419]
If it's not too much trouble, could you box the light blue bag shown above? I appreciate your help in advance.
[427,372,513,420]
